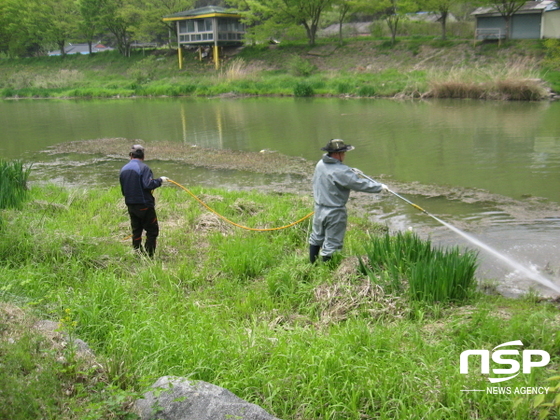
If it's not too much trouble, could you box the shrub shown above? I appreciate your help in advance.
[359,231,478,303]
[0,160,31,210]
[293,81,314,97]
[357,85,376,97]
[369,21,385,38]
[1,88,15,98]
[543,38,560,70]
[495,79,547,100]
[336,82,352,94]
[126,55,159,85]
[428,81,484,99]
[287,55,316,77]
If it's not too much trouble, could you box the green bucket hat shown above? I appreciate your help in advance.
[321,139,355,153]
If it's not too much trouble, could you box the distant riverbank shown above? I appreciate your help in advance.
[1,38,559,100]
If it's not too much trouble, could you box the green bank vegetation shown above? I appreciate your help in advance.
[1,163,559,419]
[359,231,478,303]
[1,38,559,100]
[0,160,31,212]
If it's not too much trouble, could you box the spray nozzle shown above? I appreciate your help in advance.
[351,168,364,176]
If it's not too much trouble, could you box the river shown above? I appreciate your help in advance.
[1,97,559,297]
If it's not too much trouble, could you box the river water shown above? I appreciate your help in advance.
[1,97,559,297]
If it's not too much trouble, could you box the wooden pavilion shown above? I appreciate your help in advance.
[163,6,245,69]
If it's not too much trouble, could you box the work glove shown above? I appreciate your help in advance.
[381,184,389,192]
[160,176,170,184]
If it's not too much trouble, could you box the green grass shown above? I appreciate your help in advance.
[0,39,557,100]
[358,230,478,303]
[0,302,141,420]
[543,69,560,93]
[1,182,559,419]
[0,160,31,210]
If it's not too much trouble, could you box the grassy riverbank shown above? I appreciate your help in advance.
[0,38,559,100]
[1,178,559,419]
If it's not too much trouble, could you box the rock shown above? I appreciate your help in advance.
[33,319,94,357]
[134,376,282,420]
[73,338,94,356]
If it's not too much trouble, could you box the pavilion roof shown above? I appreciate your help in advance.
[163,6,241,21]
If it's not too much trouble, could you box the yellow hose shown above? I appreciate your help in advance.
[123,179,314,240]
[168,179,314,231]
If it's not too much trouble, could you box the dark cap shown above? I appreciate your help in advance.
[321,139,355,153]
[130,144,145,159]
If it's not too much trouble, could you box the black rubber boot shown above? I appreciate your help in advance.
[322,254,332,263]
[309,245,321,264]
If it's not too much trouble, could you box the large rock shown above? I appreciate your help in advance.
[134,376,282,420]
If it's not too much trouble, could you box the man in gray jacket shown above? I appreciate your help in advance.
[309,139,387,263]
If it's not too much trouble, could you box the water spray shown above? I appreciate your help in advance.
[354,170,560,295]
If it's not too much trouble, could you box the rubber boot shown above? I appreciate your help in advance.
[145,237,157,258]
[322,254,332,263]
[309,245,321,264]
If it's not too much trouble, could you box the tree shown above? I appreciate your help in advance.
[99,0,145,56]
[332,0,354,43]
[228,0,336,46]
[486,0,527,40]
[0,0,23,56]
[77,0,104,54]
[381,0,418,44]
[0,0,42,57]
[425,0,456,40]
[354,0,418,45]
[31,0,79,57]
[138,0,196,47]
[225,0,280,44]
[97,0,194,55]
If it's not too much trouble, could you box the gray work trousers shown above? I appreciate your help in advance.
[309,204,347,257]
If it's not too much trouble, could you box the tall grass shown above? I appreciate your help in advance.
[0,184,558,419]
[218,58,264,82]
[359,231,478,303]
[3,69,84,89]
[0,160,31,210]
[426,59,549,100]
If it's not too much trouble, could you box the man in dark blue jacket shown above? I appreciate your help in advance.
[120,144,168,257]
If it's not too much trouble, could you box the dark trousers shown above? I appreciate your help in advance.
[127,204,159,257]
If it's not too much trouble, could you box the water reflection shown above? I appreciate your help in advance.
[3,97,559,201]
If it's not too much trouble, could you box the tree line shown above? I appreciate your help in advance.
[232,0,546,46]
[0,0,540,58]
[0,0,203,57]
